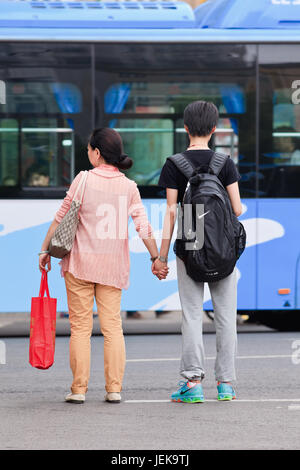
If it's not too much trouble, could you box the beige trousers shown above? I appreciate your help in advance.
[64,271,125,394]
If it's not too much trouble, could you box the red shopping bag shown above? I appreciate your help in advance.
[29,270,57,369]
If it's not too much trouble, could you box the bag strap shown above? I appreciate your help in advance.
[73,171,88,203]
[39,270,50,299]
[209,152,229,176]
[167,153,195,180]
[79,171,88,203]
[169,151,229,179]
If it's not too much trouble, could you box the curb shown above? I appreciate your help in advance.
[0,311,272,337]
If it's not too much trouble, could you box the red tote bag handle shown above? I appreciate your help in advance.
[39,270,50,299]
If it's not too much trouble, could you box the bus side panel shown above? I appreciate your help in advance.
[232,199,257,311]
[0,198,270,313]
[0,200,63,312]
[257,199,300,310]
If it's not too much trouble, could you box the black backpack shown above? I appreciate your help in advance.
[168,152,246,283]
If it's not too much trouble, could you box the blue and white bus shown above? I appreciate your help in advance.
[1,0,300,330]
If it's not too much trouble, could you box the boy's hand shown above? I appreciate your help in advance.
[152,259,169,280]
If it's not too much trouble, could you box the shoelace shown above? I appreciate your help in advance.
[178,380,188,389]
[178,380,200,390]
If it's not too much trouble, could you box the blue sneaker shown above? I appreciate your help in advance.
[171,381,204,403]
[217,382,236,401]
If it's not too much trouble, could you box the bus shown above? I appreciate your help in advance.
[1,0,300,331]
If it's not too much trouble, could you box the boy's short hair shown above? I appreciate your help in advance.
[183,100,219,137]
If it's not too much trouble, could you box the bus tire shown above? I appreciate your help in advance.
[254,310,300,332]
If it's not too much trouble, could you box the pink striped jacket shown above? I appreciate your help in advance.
[55,163,153,289]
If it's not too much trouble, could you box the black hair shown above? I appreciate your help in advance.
[89,128,133,170]
[183,100,219,137]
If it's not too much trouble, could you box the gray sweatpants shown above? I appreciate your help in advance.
[176,256,237,383]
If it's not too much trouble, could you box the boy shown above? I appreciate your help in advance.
[156,100,242,402]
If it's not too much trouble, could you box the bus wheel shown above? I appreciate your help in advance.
[254,310,300,332]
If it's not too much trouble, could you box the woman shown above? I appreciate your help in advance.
[39,128,168,404]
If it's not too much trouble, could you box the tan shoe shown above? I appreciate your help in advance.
[65,393,85,404]
[105,392,121,403]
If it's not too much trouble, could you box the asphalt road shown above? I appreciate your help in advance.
[0,332,300,450]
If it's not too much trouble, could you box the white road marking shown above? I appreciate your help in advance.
[126,354,294,363]
[235,354,293,359]
[126,358,179,363]
[288,405,300,410]
[233,399,300,402]
[125,399,300,404]
[125,400,172,403]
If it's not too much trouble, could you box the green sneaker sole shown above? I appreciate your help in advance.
[172,397,205,403]
[217,394,236,401]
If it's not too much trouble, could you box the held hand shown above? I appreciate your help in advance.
[152,259,169,280]
[152,266,168,280]
[39,253,51,273]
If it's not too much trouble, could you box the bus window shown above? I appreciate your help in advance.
[109,107,240,187]
[104,82,246,117]
[113,118,173,186]
[0,119,18,186]
[0,43,93,192]
[21,118,74,188]
[2,82,82,115]
[259,44,300,197]
[213,118,239,164]
[273,128,300,166]
[96,43,256,197]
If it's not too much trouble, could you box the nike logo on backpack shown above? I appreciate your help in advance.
[197,210,210,220]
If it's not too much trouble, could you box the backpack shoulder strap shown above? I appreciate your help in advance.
[209,152,229,177]
[167,153,194,180]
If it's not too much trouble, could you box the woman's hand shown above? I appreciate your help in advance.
[39,253,51,273]
[39,219,59,273]
[152,258,169,280]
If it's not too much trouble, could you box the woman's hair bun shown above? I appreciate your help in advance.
[117,154,133,170]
